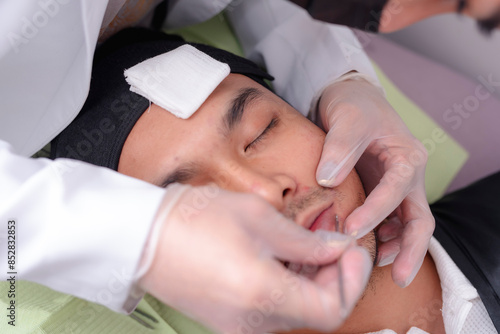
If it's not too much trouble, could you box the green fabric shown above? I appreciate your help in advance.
[0,281,213,334]
[166,13,244,57]
[16,11,469,334]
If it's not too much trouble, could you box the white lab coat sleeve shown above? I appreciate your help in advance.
[0,141,167,313]
[0,0,108,156]
[226,0,380,116]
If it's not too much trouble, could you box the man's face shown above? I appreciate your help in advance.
[118,74,376,259]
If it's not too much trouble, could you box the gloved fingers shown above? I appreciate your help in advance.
[390,191,434,287]
[376,236,401,267]
[372,217,403,267]
[316,106,374,188]
[377,217,403,243]
[271,246,372,333]
[312,246,372,299]
[254,210,355,265]
[344,161,420,238]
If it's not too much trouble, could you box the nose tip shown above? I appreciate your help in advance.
[216,165,295,211]
[249,174,295,211]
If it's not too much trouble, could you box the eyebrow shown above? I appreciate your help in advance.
[222,87,263,137]
[158,163,200,188]
[158,87,264,188]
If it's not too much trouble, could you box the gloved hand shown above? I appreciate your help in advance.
[139,184,372,334]
[315,76,435,288]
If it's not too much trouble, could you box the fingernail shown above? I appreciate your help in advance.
[377,253,397,267]
[315,230,353,247]
[396,266,419,288]
[345,224,370,240]
[317,161,338,187]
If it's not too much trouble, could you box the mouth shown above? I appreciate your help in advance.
[306,203,342,233]
[286,203,344,275]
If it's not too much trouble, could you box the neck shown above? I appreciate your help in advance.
[335,253,445,334]
[379,0,458,32]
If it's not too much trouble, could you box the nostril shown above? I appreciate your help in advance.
[282,188,290,197]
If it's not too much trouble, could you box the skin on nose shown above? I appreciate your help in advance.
[212,162,295,211]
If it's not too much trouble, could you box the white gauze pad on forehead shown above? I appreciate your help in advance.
[124,44,230,119]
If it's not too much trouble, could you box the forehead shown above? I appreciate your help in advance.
[117,74,288,183]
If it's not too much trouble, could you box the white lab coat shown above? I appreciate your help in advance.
[0,0,376,313]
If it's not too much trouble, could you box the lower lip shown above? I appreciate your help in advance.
[309,204,336,232]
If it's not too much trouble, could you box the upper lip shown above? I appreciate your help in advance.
[297,202,334,231]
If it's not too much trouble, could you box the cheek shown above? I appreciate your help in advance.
[279,122,325,182]
[332,170,366,215]
[295,125,326,164]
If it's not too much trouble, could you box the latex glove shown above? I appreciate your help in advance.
[315,76,434,288]
[139,184,372,334]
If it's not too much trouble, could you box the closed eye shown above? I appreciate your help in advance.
[245,117,279,152]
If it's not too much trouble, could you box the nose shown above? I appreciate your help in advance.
[212,162,296,211]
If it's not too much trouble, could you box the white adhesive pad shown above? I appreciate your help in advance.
[124,44,230,119]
